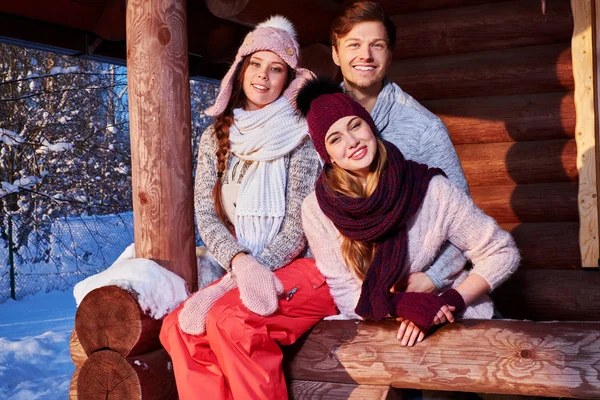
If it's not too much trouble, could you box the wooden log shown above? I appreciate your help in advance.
[493,270,600,321]
[69,367,80,400]
[289,380,398,400]
[390,43,573,100]
[391,0,573,60]
[470,181,578,224]
[187,0,251,63]
[373,0,508,15]
[285,319,600,399]
[75,286,162,357]
[300,43,339,80]
[423,92,575,144]
[456,139,577,187]
[572,0,599,268]
[501,222,581,270]
[93,0,126,41]
[77,348,177,400]
[205,0,342,45]
[126,0,197,290]
[69,329,87,368]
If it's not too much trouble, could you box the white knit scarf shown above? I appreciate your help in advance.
[229,97,307,255]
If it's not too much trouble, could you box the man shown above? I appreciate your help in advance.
[331,1,470,294]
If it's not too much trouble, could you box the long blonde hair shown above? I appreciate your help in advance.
[324,140,388,280]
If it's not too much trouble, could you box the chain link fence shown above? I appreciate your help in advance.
[0,212,134,303]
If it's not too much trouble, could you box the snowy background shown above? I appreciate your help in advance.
[0,43,219,399]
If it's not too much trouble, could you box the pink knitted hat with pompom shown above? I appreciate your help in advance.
[205,15,314,116]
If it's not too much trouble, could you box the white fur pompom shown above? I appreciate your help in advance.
[256,15,296,39]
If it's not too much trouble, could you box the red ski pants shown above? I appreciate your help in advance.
[160,258,337,400]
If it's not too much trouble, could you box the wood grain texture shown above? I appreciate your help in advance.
[501,222,581,269]
[77,349,177,400]
[126,0,197,290]
[69,367,79,400]
[470,181,579,224]
[391,0,573,60]
[423,92,575,145]
[285,319,600,399]
[572,0,599,267]
[456,139,577,187]
[74,286,162,357]
[289,380,398,400]
[369,0,509,15]
[390,43,573,100]
[69,329,87,368]
[205,0,343,45]
[493,270,600,321]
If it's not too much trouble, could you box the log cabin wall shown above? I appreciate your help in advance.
[379,0,592,320]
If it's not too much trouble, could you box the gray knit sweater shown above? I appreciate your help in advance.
[194,126,321,271]
[368,79,470,290]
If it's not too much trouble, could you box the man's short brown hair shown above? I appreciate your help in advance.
[330,1,396,50]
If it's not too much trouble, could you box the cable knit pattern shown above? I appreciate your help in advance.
[195,127,320,271]
[302,175,520,320]
[367,79,470,291]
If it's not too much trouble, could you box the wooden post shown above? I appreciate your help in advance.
[126,0,197,289]
[572,0,599,268]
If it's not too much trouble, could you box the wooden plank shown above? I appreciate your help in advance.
[289,380,398,400]
[285,319,600,399]
[470,182,578,224]
[392,0,573,60]
[373,0,509,15]
[75,286,163,357]
[205,0,343,45]
[456,139,577,187]
[501,222,581,269]
[390,43,573,100]
[493,269,600,321]
[423,92,575,144]
[126,0,197,290]
[571,0,599,268]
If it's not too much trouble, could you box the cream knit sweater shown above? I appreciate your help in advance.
[301,176,520,320]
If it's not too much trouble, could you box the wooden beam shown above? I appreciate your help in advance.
[493,269,600,321]
[456,139,577,187]
[571,0,600,268]
[74,286,162,357]
[391,0,573,60]
[501,222,581,269]
[285,319,600,399]
[289,380,399,400]
[371,0,508,15]
[470,181,578,224]
[77,349,177,399]
[390,43,573,100]
[423,92,575,145]
[126,0,197,289]
[205,0,342,45]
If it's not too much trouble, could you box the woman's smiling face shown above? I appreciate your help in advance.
[242,51,289,111]
[325,116,377,182]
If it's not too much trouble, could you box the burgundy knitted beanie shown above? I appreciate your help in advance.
[296,78,378,164]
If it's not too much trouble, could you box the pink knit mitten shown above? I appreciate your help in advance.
[232,254,284,316]
[178,275,236,335]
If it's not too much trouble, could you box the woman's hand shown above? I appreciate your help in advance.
[390,272,436,294]
[396,317,425,346]
[433,304,456,325]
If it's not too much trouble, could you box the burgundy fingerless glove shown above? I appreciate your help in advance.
[439,288,466,313]
[393,292,445,335]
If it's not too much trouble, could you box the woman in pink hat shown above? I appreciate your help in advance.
[298,78,520,347]
[159,16,337,399]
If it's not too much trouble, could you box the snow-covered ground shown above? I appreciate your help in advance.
[0,289,76,400]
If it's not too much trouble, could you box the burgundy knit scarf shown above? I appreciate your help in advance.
[315,140,445,321]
